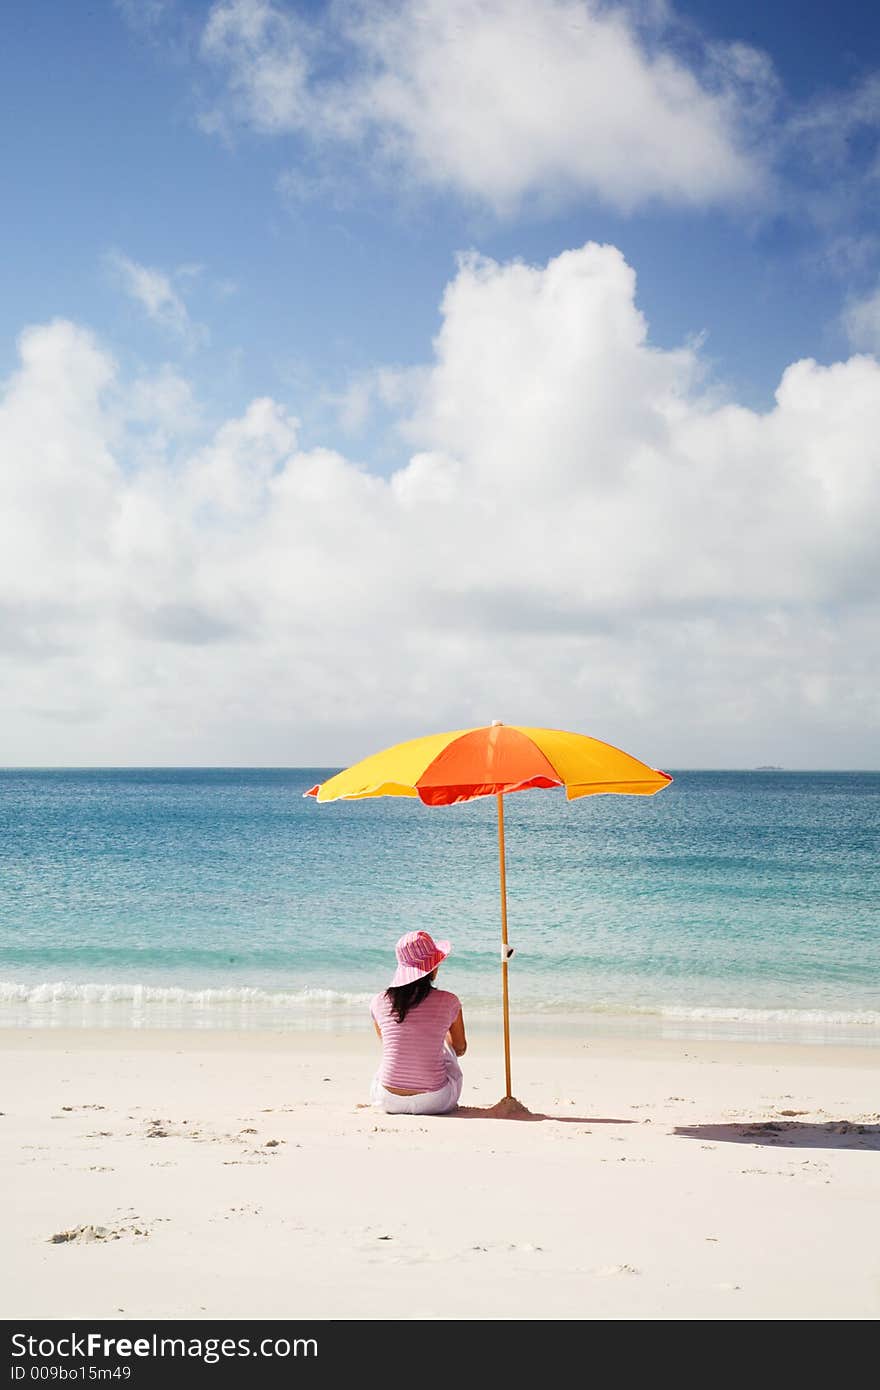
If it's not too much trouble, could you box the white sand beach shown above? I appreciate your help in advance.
[2,1027,878,1321]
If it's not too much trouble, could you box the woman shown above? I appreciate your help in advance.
[370,930,467,1115]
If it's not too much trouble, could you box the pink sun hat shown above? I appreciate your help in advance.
[390,930,452,986]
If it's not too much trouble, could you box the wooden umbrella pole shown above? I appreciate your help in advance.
[497,792,512,1099]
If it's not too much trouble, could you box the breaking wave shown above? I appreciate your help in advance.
[0,980,372,1009]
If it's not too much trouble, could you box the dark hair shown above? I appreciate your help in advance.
[386,973,436,1024]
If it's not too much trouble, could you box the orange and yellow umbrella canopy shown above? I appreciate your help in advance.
[306,722,671,1100]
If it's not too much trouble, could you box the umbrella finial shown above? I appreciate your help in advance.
[491,719,503,726]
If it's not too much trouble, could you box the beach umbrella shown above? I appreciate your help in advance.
[306,722,671,1100]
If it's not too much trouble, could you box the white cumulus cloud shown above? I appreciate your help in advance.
[197,0,770,213]
[1,243,879,767]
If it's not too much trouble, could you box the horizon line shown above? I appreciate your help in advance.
[1,765,878,775]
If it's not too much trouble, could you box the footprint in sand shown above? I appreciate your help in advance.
[49,1223,149,1244]
[594,1263,640,1277]
[741,1167,793,1177]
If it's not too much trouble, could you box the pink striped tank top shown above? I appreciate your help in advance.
[370,988,462,1092]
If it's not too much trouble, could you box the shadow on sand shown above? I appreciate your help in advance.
[447,1096,633,1124]
[675,1120,880,1151]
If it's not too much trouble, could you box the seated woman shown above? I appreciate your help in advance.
[370,930,467,1115]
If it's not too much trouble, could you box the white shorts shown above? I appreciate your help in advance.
[370,1044,463,1115]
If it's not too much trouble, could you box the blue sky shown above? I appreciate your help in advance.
[3,0,879,431]
[2,0,879,765]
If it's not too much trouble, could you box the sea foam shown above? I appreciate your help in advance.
[659,1004,880,1028]
[0,980,372,1009]
[3,981,879,1033]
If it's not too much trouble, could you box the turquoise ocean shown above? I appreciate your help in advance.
[1,769,878,1043]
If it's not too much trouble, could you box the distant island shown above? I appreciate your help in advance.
[754,765,784,771]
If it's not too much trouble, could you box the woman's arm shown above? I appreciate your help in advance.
[373,1019,382,1043]
[446,1009,467,1056]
